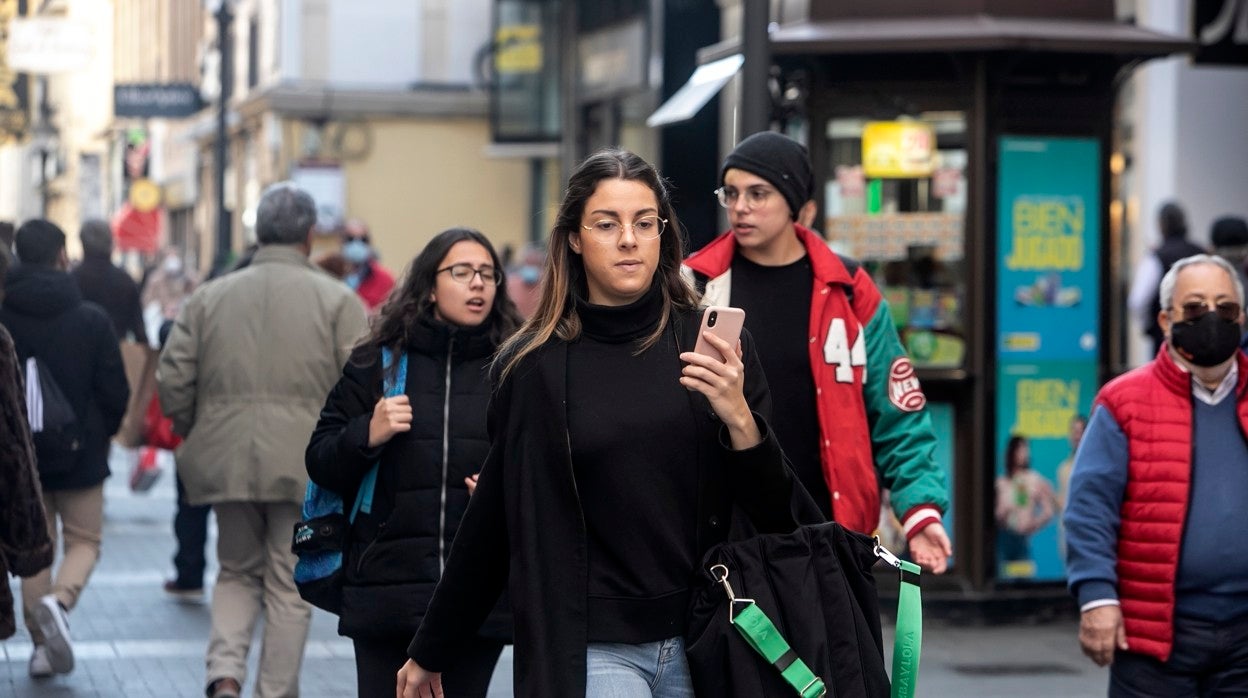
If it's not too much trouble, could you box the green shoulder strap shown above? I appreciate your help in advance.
[875,539,922,698]
[710,538,922,698]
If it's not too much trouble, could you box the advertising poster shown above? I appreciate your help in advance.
[994,362,1096,580]
[997,136,1100,361]
[995,136,1101,582]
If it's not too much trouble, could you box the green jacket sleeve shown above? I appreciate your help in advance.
[860,300,950,522]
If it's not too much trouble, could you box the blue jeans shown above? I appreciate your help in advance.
[586,637,695,698]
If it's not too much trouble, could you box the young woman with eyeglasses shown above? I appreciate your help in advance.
[305,227,522,697]
[395,150,814,697]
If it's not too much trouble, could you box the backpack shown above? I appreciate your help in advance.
[291,348,407,614]
[23,356,84,477]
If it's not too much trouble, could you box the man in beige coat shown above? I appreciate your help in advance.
[158,183,368,698]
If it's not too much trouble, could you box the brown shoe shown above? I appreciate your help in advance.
[208,677,241,698]
[163,579,205,604]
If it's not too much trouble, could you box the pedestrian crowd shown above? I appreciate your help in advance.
[1,135,1244,698]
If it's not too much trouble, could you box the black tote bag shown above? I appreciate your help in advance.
[685,521,891,698]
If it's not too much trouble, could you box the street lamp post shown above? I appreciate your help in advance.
[30,77,58,219]
[740,0,771,138]
[212,0,234,273]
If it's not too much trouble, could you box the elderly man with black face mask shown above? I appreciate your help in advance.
[1065,253,1248,696]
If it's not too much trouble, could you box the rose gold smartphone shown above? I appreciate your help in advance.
[692,306,746,362]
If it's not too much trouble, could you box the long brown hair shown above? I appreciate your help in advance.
[496,149,699,380]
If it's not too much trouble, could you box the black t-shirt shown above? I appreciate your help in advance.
[729,254,830,518]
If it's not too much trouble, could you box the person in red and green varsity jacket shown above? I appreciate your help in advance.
[683,132,952,573]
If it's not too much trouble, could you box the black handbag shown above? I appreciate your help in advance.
[685,521,921,698]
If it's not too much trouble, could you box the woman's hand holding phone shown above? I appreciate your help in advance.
[680,307,760,450]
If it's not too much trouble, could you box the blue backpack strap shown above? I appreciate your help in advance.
[350,348,407,520]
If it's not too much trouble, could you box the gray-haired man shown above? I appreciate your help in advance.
[158,183,368,698]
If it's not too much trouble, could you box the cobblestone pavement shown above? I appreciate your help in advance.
[2,448,1107,697]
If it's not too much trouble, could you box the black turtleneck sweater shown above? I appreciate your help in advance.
[567,286,701,643]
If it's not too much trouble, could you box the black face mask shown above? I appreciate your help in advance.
[1169,311,1242,367]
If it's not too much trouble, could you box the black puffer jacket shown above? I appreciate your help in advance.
[0,265,129,490]
[306,316,509,642]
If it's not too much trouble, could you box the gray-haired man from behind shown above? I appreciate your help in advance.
[158,183,368,698]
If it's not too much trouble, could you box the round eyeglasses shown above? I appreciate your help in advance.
[581,216,667,241]
[437,263,502,286]
[714,186,775,210]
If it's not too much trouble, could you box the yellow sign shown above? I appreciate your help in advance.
[862,121,935,179]
[495,25,542,75]
[128,178,161,212]
[1014,378,1081,438]
[1004,196,1085,271]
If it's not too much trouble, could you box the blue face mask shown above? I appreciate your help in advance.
[343,240,372,265]
[520,265,540,284]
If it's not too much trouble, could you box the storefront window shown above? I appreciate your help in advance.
[822,113,968,369]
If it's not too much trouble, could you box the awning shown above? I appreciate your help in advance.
[766,15,1194,56]
[646,54,744,128]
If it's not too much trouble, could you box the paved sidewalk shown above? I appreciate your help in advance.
[1,449,512,697]
[3,448,1107,697]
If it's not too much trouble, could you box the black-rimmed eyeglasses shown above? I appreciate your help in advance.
[437,263,501,286]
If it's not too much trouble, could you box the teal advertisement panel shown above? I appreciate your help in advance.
[994,361,1097,581]
[997,136,1101,361]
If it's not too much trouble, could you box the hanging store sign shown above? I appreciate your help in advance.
[495,24,542,75]
[115,83,204,118]
[577,17,647,99]
[862,121,935,179]
[0,0,30,141]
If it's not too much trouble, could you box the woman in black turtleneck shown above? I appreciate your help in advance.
[396,151,809,698]
[306,228,522,698]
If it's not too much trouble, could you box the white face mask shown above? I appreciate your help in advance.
[163,256,183,274]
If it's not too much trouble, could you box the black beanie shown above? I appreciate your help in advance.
[1211,216,1248,249]
[721,132,814,220]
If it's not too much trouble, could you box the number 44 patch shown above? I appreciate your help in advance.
[823,318,865,383]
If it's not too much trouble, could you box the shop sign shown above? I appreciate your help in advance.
[0,0,29,142]
[1194,0,1248,66]
[115,83,204,118]
[577,17,646,98]
[6,16,92,73]
[495,24,542,75]
[861,121,935,179]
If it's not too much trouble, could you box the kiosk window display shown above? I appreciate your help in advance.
[822,114,968,370]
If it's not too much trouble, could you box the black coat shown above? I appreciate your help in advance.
[306,317,508,642]
[0,324,54,640]
[407,307,809,697]
[71,256,147,344]
[0,265,129,490]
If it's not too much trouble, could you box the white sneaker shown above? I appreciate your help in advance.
[33,594,74,674]
[28,645,52,678]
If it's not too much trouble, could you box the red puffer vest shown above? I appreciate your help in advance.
[1095,348,1248,662]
